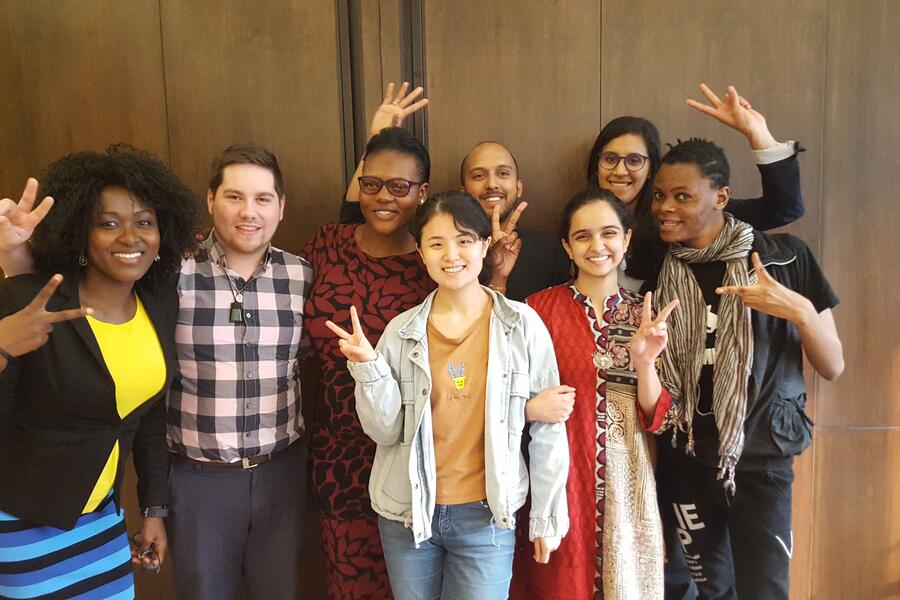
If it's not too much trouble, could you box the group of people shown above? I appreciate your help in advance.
[0,81,842,600]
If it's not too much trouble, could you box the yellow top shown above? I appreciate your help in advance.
[82,296,166,513]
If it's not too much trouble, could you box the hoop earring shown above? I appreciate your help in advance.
[78,255,88,267]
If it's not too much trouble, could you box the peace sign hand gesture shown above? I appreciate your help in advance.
[325,306,377,363]
[0,274,92,360]
[487,202,527,285]
[369,82,429,139]
[686,83,778,151]
[716,252,812,324]
[0,178,54,252]
[630,291,679,367]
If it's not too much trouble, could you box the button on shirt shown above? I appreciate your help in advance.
[167,233,312,462]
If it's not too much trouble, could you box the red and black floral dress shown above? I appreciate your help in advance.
[303,223,435,599]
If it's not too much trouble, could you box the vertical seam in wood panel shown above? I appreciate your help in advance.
[597,0,604,132]
[336,0,357,183]
[157,0,172,166]
[810,2,831,597]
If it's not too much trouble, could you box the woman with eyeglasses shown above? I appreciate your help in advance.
[303,105,435,596]
[586,84,805,291]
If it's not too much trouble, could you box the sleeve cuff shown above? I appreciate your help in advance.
[754,140,796,165]
[637,387,672,432]
[347,353,390,383]
[529,515,570,540]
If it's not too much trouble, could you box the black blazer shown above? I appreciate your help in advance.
[0,272,178,530]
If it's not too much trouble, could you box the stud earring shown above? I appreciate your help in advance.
[154,254,161,262]
[78,255,88,267]
[619,257,627,271]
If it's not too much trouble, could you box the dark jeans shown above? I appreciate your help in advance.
[661,452,793,600]
[167,442,308,600]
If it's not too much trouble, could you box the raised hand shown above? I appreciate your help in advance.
[524,385,576,423]
[716,252,812,323]
[0,274,91,360]
[686,83,778,150]
[369,82,429,139]
[325,305,377,363]
[0,178,54,252]
[630,291,679,367]
[487,202,527,288]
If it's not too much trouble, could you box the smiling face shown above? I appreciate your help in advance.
[562,200,631,281]
[86,186,160,286]
[360,150,428,236]
[461,142,523,220]
[596,133,651,207]
[651,162,729,249]
[207,163,284,260]
[418,211,489,292]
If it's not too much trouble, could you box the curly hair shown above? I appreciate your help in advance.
[30,144,200,285]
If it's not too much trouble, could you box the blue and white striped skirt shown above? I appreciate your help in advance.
[0,497,134,599]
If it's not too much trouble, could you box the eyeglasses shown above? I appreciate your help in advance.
[358,176,424,197]
[598,152,649,172]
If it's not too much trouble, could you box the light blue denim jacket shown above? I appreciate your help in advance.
[348,287,570,545]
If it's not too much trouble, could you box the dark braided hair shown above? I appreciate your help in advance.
[658,137,730,188]
[31,144,200,285]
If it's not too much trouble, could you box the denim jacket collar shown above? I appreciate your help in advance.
[395,286,523,342]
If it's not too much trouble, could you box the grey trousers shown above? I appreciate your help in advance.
[167,442,308,600]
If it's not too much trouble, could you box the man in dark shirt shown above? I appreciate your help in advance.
[644,138,843,600]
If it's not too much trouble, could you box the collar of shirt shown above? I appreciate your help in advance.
[203,230,273,281]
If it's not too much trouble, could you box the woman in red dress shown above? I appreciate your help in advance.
[304,108,435,596]
[511,189,677,600]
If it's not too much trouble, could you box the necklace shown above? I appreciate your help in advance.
[592,350,614,371]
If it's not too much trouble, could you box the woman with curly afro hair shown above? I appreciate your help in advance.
[0,144,199,599]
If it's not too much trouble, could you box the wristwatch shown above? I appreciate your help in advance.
[141,505,169,518]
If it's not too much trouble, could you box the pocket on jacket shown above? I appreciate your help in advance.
[381,443,413,505]
[769,394,813,457]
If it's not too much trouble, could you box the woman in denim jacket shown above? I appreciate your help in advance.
[328,191,570,600]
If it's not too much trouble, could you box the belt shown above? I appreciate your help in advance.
[170,446,288,470]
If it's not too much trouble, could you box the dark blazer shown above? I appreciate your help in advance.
[0,272,178,530]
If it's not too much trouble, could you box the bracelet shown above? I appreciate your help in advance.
[141,505,169,518]
[0,346,12,361]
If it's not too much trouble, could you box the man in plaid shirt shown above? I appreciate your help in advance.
[166,144,312,600]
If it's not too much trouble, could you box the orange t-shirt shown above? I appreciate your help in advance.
[427,300,492,505]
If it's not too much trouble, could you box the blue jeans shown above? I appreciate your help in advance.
[378,501,515,600]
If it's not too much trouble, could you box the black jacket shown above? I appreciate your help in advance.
[644,231,839,470]
[0,273,178,529]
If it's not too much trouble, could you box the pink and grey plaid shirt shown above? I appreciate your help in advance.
[167,233,312,462]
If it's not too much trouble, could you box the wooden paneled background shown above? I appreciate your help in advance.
[1,1,897,598]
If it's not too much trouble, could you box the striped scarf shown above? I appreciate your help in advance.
[656,214,755,493]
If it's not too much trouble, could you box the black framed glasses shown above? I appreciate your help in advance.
[358,176,424,197]
[598,152,649,172]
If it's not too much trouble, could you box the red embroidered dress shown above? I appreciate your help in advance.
[303,223,435,599]
[511,284,669,600]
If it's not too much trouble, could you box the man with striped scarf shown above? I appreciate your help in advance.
[643,138,844,599]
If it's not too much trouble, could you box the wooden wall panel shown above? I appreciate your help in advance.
[159,0,346,256]
[0,0,168,193]
[600,0,826,249]
[817,0,900,428]
[811,429,900,599]
[423,1,602,234]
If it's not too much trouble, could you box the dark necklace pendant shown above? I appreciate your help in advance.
[229,301,244,324]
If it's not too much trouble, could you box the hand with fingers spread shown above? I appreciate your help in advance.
[487,202,528,291]
[686,83,778,150]
[0,178,54,253]
[369,81,429,139]
[325,305,377,363]
[716,252,812,323]
[524,385,576,423]
[0,274,91,368]
[630,291,679,367]
[533,535,561,564]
